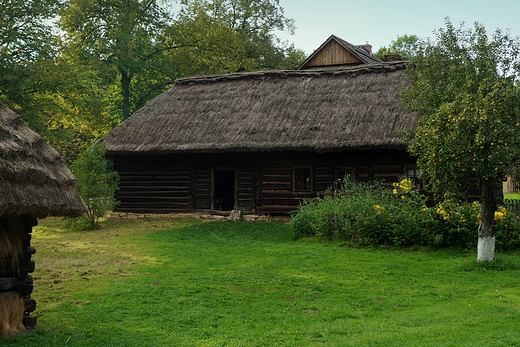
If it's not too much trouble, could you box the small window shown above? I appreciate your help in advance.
[405,166,418,179]
[293,167,312,192]
[405,166,423,188]
[335,166,355,182]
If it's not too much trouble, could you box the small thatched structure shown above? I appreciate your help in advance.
[100,61,419,215]
[0,102,86,335]
[0,103,86,218]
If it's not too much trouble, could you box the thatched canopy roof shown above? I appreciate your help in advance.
[100,61,419,155]
[0,103,86,217]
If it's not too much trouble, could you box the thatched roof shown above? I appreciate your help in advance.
[0,103,86,217]
[100,61,419,155]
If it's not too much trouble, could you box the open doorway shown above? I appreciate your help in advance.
[213,169,236,211]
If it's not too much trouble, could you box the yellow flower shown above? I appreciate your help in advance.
[374,205,385,213]
[399,179,412,192]
[494,206,507,221]
[436,205,451,220]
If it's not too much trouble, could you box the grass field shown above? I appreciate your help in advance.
[504,193,520,200]
[3,217,520,346]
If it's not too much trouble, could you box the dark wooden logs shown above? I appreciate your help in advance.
[111,150,417,215]
[0,215,38,333]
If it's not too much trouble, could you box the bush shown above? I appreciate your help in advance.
[70,144,119,229]
[291,178,520,250]
[292,178,428,247]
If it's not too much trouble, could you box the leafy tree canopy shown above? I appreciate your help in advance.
[0,0,61,125]
[165,0,301,75]
[59,0,173,119]
[374,34,422,60]
[402,19,520,261]
[1,0,302,161]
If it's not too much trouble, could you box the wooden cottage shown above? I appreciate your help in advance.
[0,103,86,335]
[99,59,420,216]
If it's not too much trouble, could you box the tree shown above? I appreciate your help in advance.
[70,144,120,229]
[0,0,61,128]
[59,0,298,120]
[374,34,422,60]
[401,20,520,261]
[59,0,173,119]
[164,0,300,75]
[41,46,124,163]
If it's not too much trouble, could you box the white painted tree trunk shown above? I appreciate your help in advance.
[477,178,500,262]
[477,235,495,262]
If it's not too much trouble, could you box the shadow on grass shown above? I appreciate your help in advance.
[461,257,520,272]
[0,325,165,347]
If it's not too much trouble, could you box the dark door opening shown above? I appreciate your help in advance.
[213,170,236,211]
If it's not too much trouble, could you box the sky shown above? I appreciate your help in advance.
[274,0,520,55]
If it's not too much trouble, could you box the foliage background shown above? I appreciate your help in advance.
[0,0,304,162]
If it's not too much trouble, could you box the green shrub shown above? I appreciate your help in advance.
[70,144,119,229]
[291,178,520,250]
[292,179,427,246]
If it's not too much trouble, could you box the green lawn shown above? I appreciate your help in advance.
[4,217,520,346]
[504,193,520,200]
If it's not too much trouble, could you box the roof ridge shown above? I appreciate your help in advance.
[331,35,382,64]
[175,61,408,85]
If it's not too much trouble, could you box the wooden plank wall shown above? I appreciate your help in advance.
[256,164,298,214]
[114,155,192,213]
[238,166,255,212]
[112,150,416,215]
[113,154,256,214]
[305,40,363,68]
[255,151,415,214]
[195,167,211,210]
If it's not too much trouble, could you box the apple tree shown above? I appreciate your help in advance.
[402,20,520,261]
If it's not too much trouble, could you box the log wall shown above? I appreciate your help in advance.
[254,151,414,214]
[114,155,193,213]
[195,167,211,211]
[0,215,38,332]
[112,150,416,215]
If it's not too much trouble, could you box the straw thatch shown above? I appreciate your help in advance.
[0,292,26,337]
[0,103,86,218]
[100,61,418,155]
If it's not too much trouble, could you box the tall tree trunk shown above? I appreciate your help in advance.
[477,178,501,261]
[121,70,131,120]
